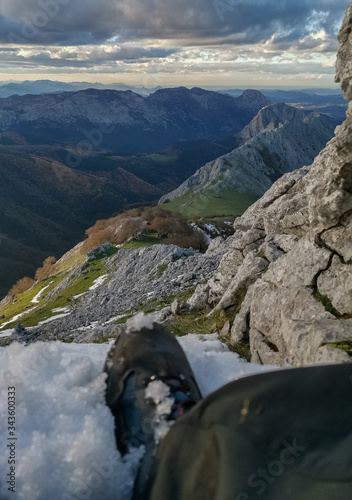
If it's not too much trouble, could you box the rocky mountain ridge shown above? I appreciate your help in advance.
[228,89,271,113]
[159,103,334,216]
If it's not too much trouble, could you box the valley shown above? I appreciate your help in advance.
[0,86,343,298]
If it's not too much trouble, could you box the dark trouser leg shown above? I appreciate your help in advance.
[145,363,352,500]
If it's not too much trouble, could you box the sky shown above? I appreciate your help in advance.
[0,0,350,88]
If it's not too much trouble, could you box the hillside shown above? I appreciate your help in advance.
[0,151,159,297]
[0,206,222,339]
[159,103,334,217]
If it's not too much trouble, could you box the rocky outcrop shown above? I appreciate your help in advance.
[159,103,334,207]
[188,5,352,367]
[13,237,231,344]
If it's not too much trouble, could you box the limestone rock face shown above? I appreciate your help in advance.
[193,3,352,366]
[336,6,352,100]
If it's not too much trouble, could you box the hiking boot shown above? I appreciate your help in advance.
[104,318,202,499]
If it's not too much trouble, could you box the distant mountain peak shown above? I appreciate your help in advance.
[237,102,307,143]
[235,89,271,114]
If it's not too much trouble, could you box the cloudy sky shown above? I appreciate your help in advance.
[0,0,350,88]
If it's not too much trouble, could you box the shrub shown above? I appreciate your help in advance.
[82,205,208,254]
[114,218,146,244]
[82,226,115,252]
[8,277,35,296]
[35,256,57,280]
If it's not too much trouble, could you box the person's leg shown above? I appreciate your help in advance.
[145,363,352,500]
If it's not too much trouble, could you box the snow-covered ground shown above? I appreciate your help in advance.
[0,334,275,500]
[178,333,275,395]
[73,292,88,300]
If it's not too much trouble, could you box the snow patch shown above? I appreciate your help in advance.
[52,307,70,313]
[178,333,277,397]
[31,282,53,304]
[73,292,88,300]
[127,312,155,331]
[0,308,37,329]
[89,275,108,291]
[38,312,71,326]
[102,315,126,325]
[146,379,171,405]
[145,380,175,443]
[0,329,13,338]
[0,342,142,500]
[76,321,99,332]
[74,315,127,332]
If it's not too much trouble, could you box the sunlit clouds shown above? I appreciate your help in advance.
[0,0,349,87]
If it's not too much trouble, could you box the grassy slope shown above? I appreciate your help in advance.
[162,187,258,218]
[0,275,66,328]
[0,255,109,329]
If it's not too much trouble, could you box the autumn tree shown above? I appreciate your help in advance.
[8,277,35,296]
[35,256,57,280]
[115,218,146,244]
[82,226,115,252]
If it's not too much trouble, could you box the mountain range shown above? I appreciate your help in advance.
[221,88,347,126]
[0,80,159,99]
[0,87,266,154]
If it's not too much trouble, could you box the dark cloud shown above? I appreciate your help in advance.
[0,45,179,69]
[0,0,349,46]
